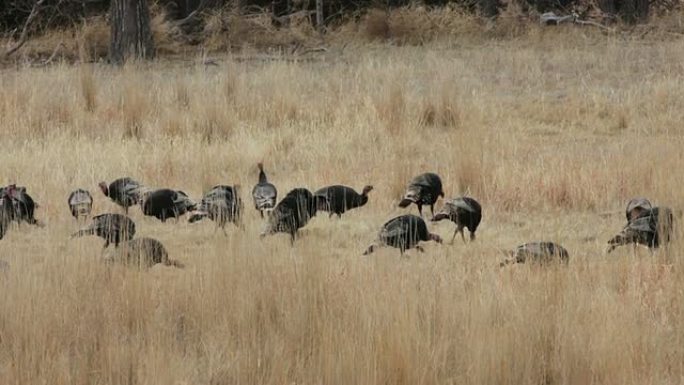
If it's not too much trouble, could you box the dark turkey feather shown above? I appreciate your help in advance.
[398,173,444,218]
[432,196,482,243]
[141,189,196,222]
[314,185,373,218]
[363,214,442,255]
[501,242,569,266]
[72,213,136,248]
[189,185,242,230]
[261,188,317,242]
[252,163,278,218]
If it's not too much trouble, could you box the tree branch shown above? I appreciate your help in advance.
[40,41,66,66]
[175,0,213,27]
[3,0,48,58]
[539,11,615,32]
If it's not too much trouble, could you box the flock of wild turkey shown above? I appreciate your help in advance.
[0,164,676,269]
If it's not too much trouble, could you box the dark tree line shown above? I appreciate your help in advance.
[1,0,660,32]
[0,0,665,62]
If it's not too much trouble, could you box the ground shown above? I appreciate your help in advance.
[0,33,683,384]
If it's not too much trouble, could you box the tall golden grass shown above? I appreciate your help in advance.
[1,33,684,384]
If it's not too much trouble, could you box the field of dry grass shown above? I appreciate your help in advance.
[1,30,684,384]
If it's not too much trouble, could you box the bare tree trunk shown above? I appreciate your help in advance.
[620,0,637,23]
[478,0,500,18]
[110,0,155,64]
[271,0,291,27]
[635,0,649,22]
[598,0,616,16]
[619,0,649,23]
[315,0,323,34]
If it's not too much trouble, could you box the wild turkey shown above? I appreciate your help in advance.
[261,188,317,243]
[398,173,445,218]
[106,237,184,268]
[363,214,442,256]
[189,185,243,233]
[98,177,144,213]
[0,186,15,240]
[607,206,673,253]
[68,189,93,219]
[500,242,569,266]
[141,189,196,222]
[0,184,40,226]
[432,197,482,243]
[314,185,373,218]
[625,197,652,221]
[252,163,278,218]
[71,213,136,248]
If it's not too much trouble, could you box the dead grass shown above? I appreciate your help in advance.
[1,33,684,384]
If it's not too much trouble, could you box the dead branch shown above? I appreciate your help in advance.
[294,46,328,56]
[3,0,48,58]
[40,41,66,66]
[539,12,615,32]
[272,10,317,25]
[574,18,615,32]
[539,12,574,25]
[176,0,213,27]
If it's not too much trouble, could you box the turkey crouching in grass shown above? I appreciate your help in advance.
[363,214,442,256]
[68,189,93,219]
[98,177,144,213]
[189,185,243,233]
[0,184,40,226]
[0,186,15,240]
[314,185,373,218]
[261,188,318,243]
[141,189,196,222]
[625,197,652,222]
[500,242,569,267]
[398,172,445,218]
[71,213,136,248]
[607,206,674,253]
[106,238,184,269]
[432,196,482,243]
[252,163,278,218]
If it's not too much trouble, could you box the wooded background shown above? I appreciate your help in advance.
[1,0,668,33]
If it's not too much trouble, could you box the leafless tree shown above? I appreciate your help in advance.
[109,0,155,64]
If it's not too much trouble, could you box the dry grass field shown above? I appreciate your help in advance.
[1,28,684,384]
